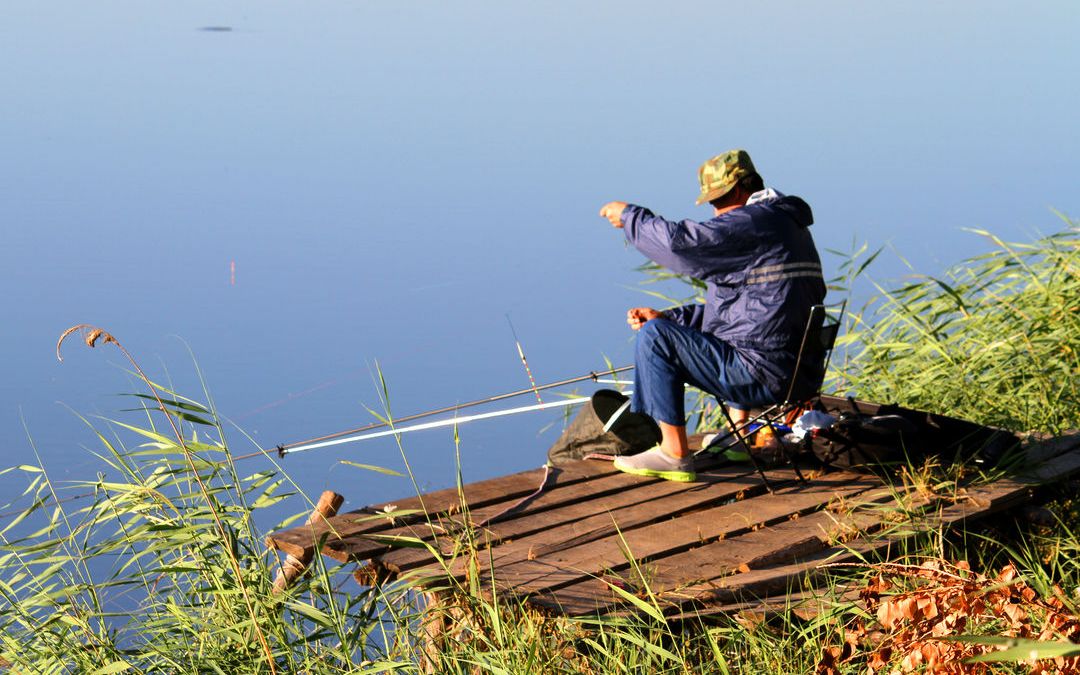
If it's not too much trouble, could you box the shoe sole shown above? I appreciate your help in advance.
[613,462,696,482]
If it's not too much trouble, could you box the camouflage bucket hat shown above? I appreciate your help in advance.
[695,149,756,205]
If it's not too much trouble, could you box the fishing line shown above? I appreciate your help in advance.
[0,491,95,520]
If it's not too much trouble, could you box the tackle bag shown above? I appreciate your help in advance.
[808,413,924,469]
[806,395,1020,470]
[546,389,660,465]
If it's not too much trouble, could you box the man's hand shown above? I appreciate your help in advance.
[627,307,663,331]
[600,201,629,228]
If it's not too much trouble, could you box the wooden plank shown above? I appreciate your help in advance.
[326,464,750,564]
[675,587,865,625]
[744,592,862,624]
[655,445,1080,614]
[399,466,804,585]
[644,488,898,587]
[321,467,683,563]
[463,472,877,599]
[534,438,1080,616]
[530,485,897,616]
[268,465,544,557]
[267,456,622,557]
[529,511,897,618]
[267,447,744,559]
[1022,431,1080,463]
[365,464,759,573]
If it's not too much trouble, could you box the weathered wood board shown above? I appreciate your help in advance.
[267,430,1080,619]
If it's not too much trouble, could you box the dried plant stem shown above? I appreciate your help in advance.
[57,324,278,674]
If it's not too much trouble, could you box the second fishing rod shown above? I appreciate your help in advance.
[232,364,634,461]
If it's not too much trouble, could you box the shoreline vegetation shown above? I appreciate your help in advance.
[1,219,1077,673]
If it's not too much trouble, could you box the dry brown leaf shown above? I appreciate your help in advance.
[898,596,919,621]
[819,558,1080,675]
[917,595,940,621]
[900,646,923,672]
[816,646,843,675]
[998,564,1019,583]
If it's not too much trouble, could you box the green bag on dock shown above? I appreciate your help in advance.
[547,389,661,465]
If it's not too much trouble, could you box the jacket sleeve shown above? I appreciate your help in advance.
[620,204,751,279]
[663,303,704,330]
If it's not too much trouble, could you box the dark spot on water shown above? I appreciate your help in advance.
[199,26,233,33]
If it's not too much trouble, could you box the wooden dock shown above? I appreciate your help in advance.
[267,428,1080,619]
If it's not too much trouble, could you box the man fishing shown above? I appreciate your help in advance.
[599,149,825,482]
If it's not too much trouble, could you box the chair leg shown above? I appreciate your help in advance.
[719,406,774,494]
[761,415,807,484]
[745,448,775,494]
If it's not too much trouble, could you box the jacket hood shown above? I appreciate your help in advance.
[773,195,814,228]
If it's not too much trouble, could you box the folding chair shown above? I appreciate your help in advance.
[711,301,846,492]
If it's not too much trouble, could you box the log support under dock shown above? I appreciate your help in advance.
[272,490,344,593]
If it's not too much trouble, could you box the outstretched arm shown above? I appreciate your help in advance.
[602,201,731,279]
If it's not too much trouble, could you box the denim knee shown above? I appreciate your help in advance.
[635,319,676,361]
[632,319,683,425]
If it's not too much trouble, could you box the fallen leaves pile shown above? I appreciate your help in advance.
[819,559,1080,674]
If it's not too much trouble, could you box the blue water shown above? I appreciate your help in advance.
[2,1,1078,522]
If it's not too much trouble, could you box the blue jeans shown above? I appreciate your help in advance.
[631,319,773,426]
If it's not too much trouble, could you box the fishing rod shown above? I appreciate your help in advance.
[278,395,611,456]
[233,364,633,461]
[506,314,543,403]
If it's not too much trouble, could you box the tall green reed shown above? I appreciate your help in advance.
[833,220,1078,434]
[1,327,408,672]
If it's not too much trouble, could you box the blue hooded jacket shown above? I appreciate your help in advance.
[621,191,826,401]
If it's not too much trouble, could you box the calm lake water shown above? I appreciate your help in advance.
[2,2,1078,527]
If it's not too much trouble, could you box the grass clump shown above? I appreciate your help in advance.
[832,220,1079,435]
[0,401,405,673]
[1,326,408,672]
[404,585,840,674]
